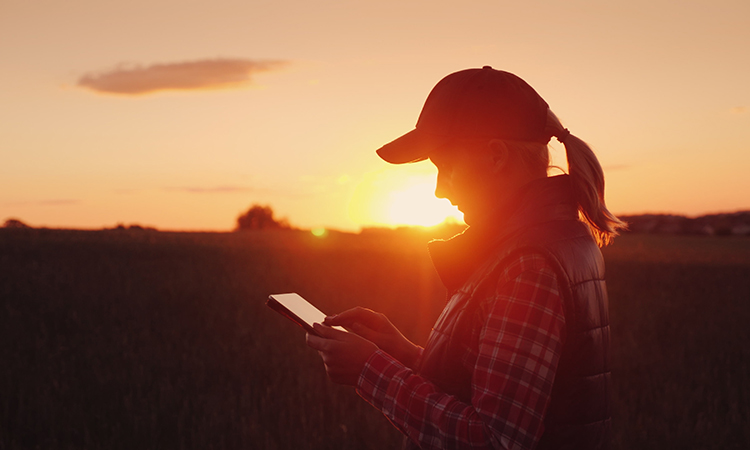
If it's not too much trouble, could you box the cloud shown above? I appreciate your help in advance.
[5,199,80,206]
[165,185,256,194]
[730,106,746,114]
[603,164,630,172]
[164,185,309,198]
[37,199,80,205]
[78,58,287,95]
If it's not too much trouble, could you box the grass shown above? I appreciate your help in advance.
[602,234,750,449]
[0,229,748,449]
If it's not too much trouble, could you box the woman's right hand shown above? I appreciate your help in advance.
[323,307,421,368]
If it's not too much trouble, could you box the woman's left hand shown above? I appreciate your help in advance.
[306,323,378,386]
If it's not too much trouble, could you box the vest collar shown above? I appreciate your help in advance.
[428,175,578,292]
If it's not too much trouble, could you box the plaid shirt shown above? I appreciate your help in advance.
[356,253,566,450]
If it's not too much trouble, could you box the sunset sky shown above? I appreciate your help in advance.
[1,0,748,231]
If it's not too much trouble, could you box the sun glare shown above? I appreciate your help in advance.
[388,181,462,227]
[348,166,464,228]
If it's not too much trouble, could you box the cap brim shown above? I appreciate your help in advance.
[376,129,441,164]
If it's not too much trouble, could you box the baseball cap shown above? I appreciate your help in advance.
[376,66,551,164]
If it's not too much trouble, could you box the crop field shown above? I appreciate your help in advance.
[1,228,749,449]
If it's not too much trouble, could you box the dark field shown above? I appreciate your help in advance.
[1,228,749,449]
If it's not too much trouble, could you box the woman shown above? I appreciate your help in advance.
[306,66,625,450]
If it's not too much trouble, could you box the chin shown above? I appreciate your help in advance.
[460,212,475,226]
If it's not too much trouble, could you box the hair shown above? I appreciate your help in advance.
[531,109,627,246]
[503,112,626,246]
[502,140,551,179]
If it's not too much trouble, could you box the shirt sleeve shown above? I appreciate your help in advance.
[356,254,566,450]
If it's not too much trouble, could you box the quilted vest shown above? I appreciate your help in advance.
[419,175,611,450]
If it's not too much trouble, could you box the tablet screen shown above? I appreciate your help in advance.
[267,293,346,333]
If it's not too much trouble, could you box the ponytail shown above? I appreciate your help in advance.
[545,110,626,246]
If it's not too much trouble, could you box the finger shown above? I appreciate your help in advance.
[323,307,369,326]
[325,311,385,341]
[323,308,360,326]
[313,322,353,341]
[325,307,383,329]
[345,323,380,342]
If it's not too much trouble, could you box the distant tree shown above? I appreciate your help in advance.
[236,205,290,231]
[3,218,31,229]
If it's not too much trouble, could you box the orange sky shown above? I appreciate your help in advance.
[1,0,749,231]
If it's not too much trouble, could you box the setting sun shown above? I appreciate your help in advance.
[348,165,464,228]
[387,180,463,227]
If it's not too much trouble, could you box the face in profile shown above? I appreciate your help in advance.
[429,140,498,226]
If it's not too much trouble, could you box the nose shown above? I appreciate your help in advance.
[435,170,452,201]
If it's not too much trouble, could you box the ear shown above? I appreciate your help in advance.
[487,139,511,174]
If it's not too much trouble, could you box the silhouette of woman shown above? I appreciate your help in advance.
[307,66,625,450]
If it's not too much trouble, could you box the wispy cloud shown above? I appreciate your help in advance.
[4,199,80,206]
[163,185,310,198]
[730,106,746,114]
[165,185,256,194]
[604,164,630,172]
[77,58,288,95]
[38,199,80,205]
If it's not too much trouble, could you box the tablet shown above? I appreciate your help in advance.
[267,293,346,336]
